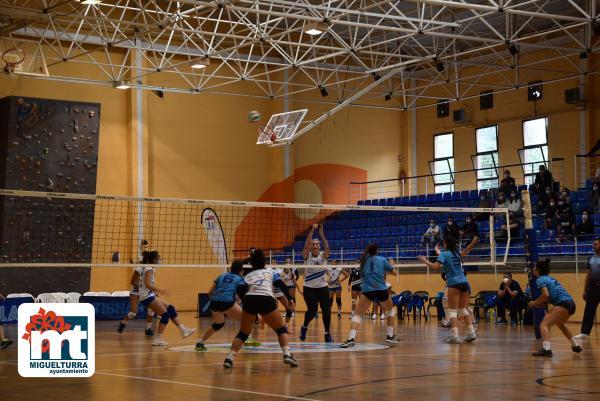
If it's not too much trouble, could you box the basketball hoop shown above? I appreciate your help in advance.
[2,47,25,74]
[258,125,278,144]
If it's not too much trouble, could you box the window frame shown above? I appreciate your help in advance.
[432,132,455,193]
[474,125,499,191]
[521,117,549,184]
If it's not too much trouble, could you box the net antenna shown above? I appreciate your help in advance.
[0,37,49,77]
[257,109,308,147]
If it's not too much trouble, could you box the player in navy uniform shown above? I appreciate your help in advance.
[299,224,334,343]
[528,259,582,357]
[417,236,478,343]
[328,262,349,319]
[223,249,298,369]
[195,260,245,351]
[348,261,362,319]
[136,250,196,346]
[341,244,399,347]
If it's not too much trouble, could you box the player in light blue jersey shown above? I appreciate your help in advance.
[341,244,399,348]
[418,235,478,344]
[528,259,582,357]
[195,260,245,351]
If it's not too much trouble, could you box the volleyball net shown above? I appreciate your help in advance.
[0,189,511,269]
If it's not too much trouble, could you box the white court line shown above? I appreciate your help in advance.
[95,371,323,401]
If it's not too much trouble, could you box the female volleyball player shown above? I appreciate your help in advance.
[340,244,400,348]
[136,250,196,346]
[223,249,298,369]
[300,224,334,343]
[528,259,582,357]
[117,240,155,335]
[270,262,296,325]
[348,260,362,319]
[328,263,349,319]
[417,236,479,343]
[0,292,13,349]
[195,260,245,351]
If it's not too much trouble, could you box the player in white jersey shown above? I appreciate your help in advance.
[328,261,349,319]
[117,240,155,335]
[223,249,298,369]
[269,261,295,325]
[135,250,196,346]
[300,224,334,343]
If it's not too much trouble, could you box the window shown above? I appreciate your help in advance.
[475,125,499,191]
[522,117,548,184]
[433,133,454,193]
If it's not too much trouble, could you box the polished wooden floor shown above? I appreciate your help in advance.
[1,312,599,401]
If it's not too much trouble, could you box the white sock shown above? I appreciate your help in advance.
[569,337,579,347]
[179,325,186,333]
[226,350,237,360]
[282,346,291,356]
[450,327,459,338]
[543,341,551,350]
[386,326,394,337]
[145,321,152,330]
[467,325,475,335]
[348,329,356,340]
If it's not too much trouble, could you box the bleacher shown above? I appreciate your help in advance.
[273,184,599,264]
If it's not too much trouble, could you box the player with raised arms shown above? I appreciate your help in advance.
[195,260,245,351]
[223,249,298,369]
[417,236,479,344]
[328,261,349,319]
[136,250,196,346]
[340,244,400,348]
[299,224,334,343]
[528,259,582,357]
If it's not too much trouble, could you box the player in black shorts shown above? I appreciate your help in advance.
[348,260,362,319]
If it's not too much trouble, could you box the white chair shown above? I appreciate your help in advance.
[66,292,81,303]
[6,293,23,298]
[53,292,68,303]
[83,292,97,297]
[111,291,130,297]
[20,293,35,300]
[95,291,112,297]
[37,293,58,303]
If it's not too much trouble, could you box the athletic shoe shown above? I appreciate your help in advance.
[495,319,508,325]
[380,313,385,320]
[385,335,401,344]
[117,322,126,333]
[572,345,583,353]
[223,358,234,369]
[152,338,169,346]
[574,333,589,340]
[0,339,14,349]
[180,327,196,339]
[340,339,355,348]
[532,348,553,357]
[338,312,342,319]
[145,328,154,336]
[244,338,262,347]
[443,336,462,344]
[440,321,451,329]
[510,320,518,326]
[195,342,207,352]
[371,313,376,320]
[299,326,308,342]
[283,354,299,367]
[324,333,335,343]
[463,333,477,342]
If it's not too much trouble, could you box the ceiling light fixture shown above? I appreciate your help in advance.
[507,42,519,56]
[191,58,210,69]
[113,81,130,90]
[79,0,103,5]
[319,86,328,97]
[435,61,445,72]
[303,21,327,36]
[384,92,392,101]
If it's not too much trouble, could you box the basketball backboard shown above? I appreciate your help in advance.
[1,37,49,77]
[256,109,308,146]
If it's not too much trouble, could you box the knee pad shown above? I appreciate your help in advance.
[352,314,362,324]
[448,309,458,319]
[160,312,170,325]
[211,322,225,331]
[458,308,469,318]
[235,331,249,342]
[387,307,396,317]
[167,305,177,319]
[127,311,136,319]
[285,309,293,318]
[336,298,342,307]
[275,326,288,336]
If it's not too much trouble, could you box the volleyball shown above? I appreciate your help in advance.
[247,110,261,122]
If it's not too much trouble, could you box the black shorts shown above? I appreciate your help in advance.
[242,295,278,316]
[351,284,362,293]
[363,290,390,303]
[211,300,235,312]
[555,300,576,315]
[448,282,471,293]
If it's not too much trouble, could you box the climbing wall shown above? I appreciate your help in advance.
[0,96,100,295]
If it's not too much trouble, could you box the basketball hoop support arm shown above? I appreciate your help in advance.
[290,59,424,142]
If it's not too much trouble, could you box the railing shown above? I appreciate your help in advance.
[574,154,600,190]
[349,158,565,204]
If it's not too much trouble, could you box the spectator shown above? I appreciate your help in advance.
[541,186,558,206]
[535,198,547,219]
[577,209,595,237]
[500,211,520,239]
[588,183,600,213]
[508,190,522,215]
[560,188,572,205]
[496,272,524,325]
[500,169,517,197]
[474,191,493,221]
[534,165,555,196]
[421,219,441,247]
[591,166,600,185]
[556,197,575,243]
[575,239,600,339]
[544,198,559,230]
[459,215,480,243]
[496,192,508,208]
[443,216,460,239]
